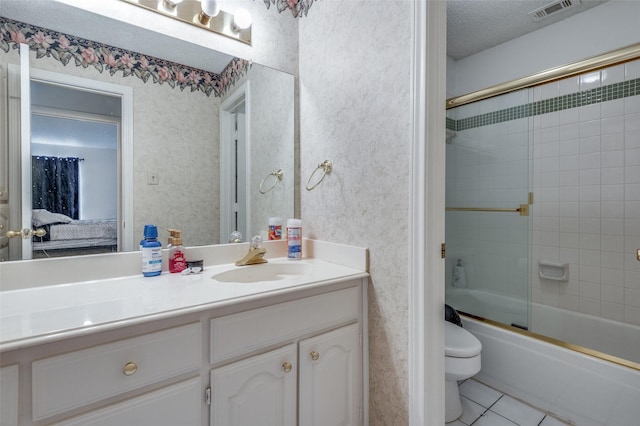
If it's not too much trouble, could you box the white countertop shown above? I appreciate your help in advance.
[0,257,367,352]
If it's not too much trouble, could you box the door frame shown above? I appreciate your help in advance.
[408,1,446,425]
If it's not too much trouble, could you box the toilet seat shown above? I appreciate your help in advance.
[445,321,482,358]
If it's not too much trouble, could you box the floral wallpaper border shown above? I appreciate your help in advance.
[263,0,318,17]
[0,17,251,97]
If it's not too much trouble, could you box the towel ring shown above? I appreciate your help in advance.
[306,160,333,191]
[259,169,284,194]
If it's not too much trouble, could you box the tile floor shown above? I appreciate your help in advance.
[447,379,571,426]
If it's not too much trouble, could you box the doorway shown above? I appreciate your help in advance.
[220,81,250,243]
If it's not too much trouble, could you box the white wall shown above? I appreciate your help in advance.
[448,0,640,98]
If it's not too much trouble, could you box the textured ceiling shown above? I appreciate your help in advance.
[447,0,611,60]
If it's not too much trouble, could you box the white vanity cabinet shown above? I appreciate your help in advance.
[208,285,363,426]
[0,276,367,426]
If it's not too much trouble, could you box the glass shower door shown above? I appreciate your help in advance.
[444,89,531,329]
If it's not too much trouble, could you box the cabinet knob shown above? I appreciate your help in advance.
[310,351,320,361]
[123,362,138,376]
[282,362,292,373]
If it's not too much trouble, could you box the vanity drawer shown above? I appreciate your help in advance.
[51,377,201,426]
[32,322,201,421]
[210,286,360,364]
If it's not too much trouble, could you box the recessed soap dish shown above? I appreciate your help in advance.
[538,260,569,282]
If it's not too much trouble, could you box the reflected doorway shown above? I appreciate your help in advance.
[30,82,120,258]
[220,81,249,243]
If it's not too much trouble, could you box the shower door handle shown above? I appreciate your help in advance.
[637,249,639,262]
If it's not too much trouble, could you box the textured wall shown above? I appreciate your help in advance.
[299,1,413,424]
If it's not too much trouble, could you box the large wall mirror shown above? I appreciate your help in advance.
[0,4,295,262]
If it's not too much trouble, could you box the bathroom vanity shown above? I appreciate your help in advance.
[0,241,369,426]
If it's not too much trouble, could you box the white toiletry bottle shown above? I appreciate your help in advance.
[452,258,467,288]
[286,219,302,260]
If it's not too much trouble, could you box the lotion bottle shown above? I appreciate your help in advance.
[141,224,162,277]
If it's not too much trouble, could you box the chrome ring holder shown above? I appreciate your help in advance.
[259,169,284,194]
[305,160,333,191]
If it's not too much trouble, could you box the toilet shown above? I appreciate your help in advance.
[444,320,482,423]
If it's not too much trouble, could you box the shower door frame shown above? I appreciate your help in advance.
[445,42,640,372]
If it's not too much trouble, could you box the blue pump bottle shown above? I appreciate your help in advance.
[141,224,162,277]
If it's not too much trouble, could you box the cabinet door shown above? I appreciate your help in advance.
[0,365,19,426]
[210,344,297,426]
[299,323,362,426]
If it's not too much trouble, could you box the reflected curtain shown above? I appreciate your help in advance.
[32,156,80,219]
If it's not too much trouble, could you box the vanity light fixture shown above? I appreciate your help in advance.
[120,0,251,45]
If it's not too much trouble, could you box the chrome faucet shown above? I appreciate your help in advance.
[235,235,268,266]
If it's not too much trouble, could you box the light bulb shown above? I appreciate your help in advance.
[198,0,220,25]
[201,0,220,17]
[232,8,252,31]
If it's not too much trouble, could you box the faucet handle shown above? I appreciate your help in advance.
[229,231,243,243]
[250,235,263,249]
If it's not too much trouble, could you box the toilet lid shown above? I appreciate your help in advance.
[445,321,482,358]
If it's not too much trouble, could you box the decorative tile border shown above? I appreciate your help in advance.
[448,77,640,131]
[0,17,251,97]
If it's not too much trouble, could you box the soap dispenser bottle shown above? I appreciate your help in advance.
[169,229,187,273]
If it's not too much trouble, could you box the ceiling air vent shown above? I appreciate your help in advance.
[529,0,580,22]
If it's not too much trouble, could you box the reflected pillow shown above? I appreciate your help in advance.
[32,209,73,227]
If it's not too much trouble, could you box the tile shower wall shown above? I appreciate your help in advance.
[448,59,640,328]
[531,60,640,326]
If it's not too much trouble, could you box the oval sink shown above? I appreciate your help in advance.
[211,262,311,283]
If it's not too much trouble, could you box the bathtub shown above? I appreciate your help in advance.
[446,288,640,425]
[446,287,640,364]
